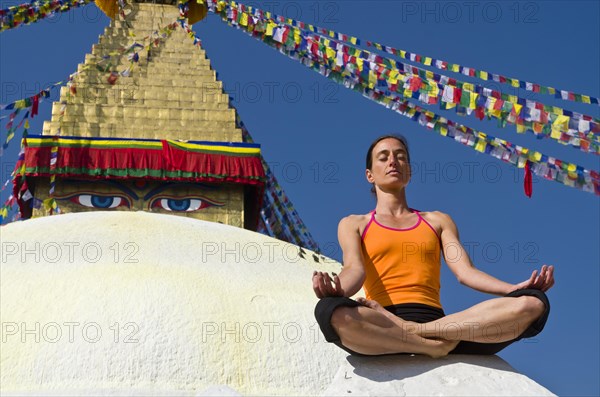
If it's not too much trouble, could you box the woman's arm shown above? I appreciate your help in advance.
[437,212,554,295]
[313,215,366,299]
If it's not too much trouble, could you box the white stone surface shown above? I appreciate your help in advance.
[323,354,555,396]
[0,212,555,396]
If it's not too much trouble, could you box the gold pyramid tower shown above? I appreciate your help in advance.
[18,0,265,229]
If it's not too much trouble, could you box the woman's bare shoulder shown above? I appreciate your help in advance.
[418,210,454,234]
[339,213,372,235]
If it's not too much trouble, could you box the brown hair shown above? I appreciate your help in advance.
[366,134,411,193]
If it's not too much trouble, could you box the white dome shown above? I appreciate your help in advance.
[0,212,344,395]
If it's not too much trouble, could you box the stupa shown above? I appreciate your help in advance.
[14,0,266,232]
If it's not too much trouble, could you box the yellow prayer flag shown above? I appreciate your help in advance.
[511,79,520,88]
[513,103,522,115]
[326,47,336,60]
[266,21,276,36]
[469,93,478,109]
[424,57,432,66]
[582,95,591,104]
[552,114,570,131]
[480,71,488,80]
[489,109,501,118]
[240,12,248,26]
[43,198,53,210]
[475,139,486,153]
[440,126,448,136]
[516,123,527,133]
[463,83,474,92]
[550,129,562,139]
[14,100,26,109]
[533,152,542,162]
[451,64,459,72]
[356,58,363,72]
[403,87,413,98]
[425,71,433,80]
[400,50,406,58]
[350,37,358,45]
[567,163,577,172]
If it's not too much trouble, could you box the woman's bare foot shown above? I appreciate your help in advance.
[355,297,387,312]
[426,339,460,358]
[356,297,419,332]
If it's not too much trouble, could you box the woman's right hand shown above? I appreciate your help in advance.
[312,271,344,299]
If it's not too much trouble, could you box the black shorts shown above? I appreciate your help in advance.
[314,288,550,356]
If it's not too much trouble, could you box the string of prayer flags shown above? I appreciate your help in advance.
[3,110,29,149]
[205,0,599,108]
[0,193,16,223]
[0,0,94,32]
[206,4,599,196]
[207,1,599,156]
[301,33,599,151]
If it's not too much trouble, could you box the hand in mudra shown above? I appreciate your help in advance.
[312,271,344,299]
[512,264,555,292]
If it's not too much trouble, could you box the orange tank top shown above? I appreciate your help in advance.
[360,209,443,308]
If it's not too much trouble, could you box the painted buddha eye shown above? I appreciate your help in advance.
[150,197,221,212]
[70,194,129,209]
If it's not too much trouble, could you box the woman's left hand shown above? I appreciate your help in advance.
[512,264,555,292]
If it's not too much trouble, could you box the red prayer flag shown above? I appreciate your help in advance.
[453,88,462,104]
[524,161,533,198]
[475,106,485,120]
[31,94,39,118]
[107,72,119,85]
[409,76,422,92]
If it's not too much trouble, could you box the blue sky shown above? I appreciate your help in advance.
[1,0,598,395]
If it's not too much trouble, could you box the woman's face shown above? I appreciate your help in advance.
[366,138,411,192]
